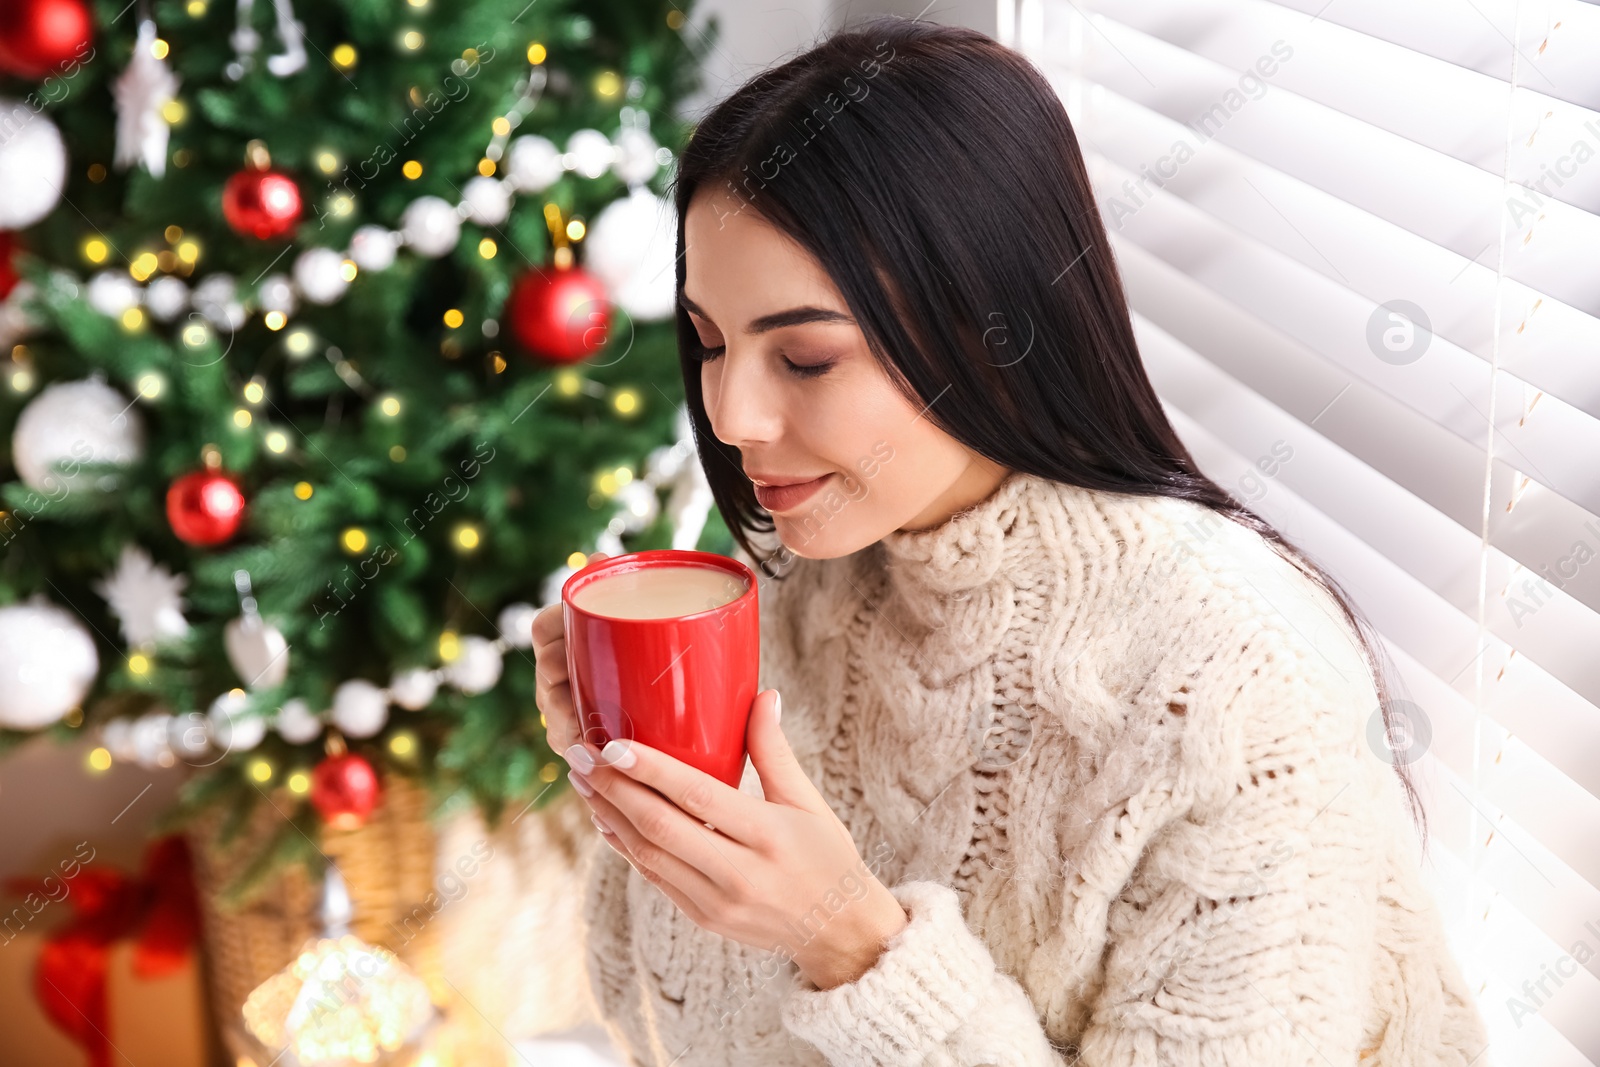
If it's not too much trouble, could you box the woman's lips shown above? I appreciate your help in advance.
[754,473,832,513]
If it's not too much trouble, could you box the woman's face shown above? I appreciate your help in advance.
[682,187,1010,560]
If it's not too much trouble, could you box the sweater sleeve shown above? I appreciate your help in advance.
[778,878,1070,1066]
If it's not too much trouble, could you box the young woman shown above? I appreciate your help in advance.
[532,17,1490,1066]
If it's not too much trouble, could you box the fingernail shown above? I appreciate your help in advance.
[600,739,636,769]
[591,810,612,834]
[772,690,782,723]
[568,769,593,797]
[564,743,595,774]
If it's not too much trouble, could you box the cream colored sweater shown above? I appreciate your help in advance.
[577,470,1492,1066]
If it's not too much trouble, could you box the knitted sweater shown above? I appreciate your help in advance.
[577,469,1491,1066]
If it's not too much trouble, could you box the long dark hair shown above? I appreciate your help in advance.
[667,16,1426,839]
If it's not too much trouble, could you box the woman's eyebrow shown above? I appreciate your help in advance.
[678,291,855,335]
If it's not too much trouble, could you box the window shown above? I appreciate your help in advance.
[1002,1,1600,1063]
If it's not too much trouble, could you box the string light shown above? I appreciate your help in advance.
[82,238,108,263]
[136,372,164,399]
[244,379,266,404]
[287,771,311,794]
[612,388,639,416]
[342,528,368,553]
[121,307,145,331]
[442,309,463,329]
[294,481,314,500]
[332,43,357,70]
[453,523,480,551]
[233,408,253,428]
[402,160,423,179]
[438,631,459,661]
[88,747,112,772]
[248,758,274,783]
[379,395,401,417]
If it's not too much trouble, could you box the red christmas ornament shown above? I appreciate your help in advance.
[221,169,302,240]
[504,265,611,364]
[0,232,19,301]
[310,753,380,831]
[166,469,247,546]
[0,0,92,80]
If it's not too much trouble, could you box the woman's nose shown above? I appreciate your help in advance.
[705,349,783,448]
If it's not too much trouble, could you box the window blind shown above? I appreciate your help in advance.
[999,1,1600,1063]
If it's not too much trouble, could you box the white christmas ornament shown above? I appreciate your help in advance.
[495,603,539,649]
[399,196,461,258]
[193,274,246,331]
[144,276,189,321]
[224,616,289,689]
[103,718,139,762]
[445,636,502,695]
[88,271,140,317]
[113,19,180,178]
[388,667,438,711]
[94,544,190,647]
[461,175,510,226]
[168,711,211,761]
[614,480,661,534]
[257,273,297,315]
[133,710,176,768]
[0,99,67,229]
[347,225,398,271]
[505,135,562,193]
[565,128,614,180]
[585,189,676,321]
[293,247,348,305]
[13,378,146,494]
[208,689,266,753]
[331,679,388,737]
[540,566,579,610]
[274,698,322,744]
[0,600,99,729]
[612,126,661,186]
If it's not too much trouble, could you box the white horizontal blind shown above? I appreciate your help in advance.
[1001,1,1600,1063]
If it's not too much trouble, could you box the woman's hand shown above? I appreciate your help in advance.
[530,553,608,757]
[568,688,909,991]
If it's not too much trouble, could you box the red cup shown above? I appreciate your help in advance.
[561,549,760,788]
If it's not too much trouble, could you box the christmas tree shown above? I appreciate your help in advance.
[0,0,723,899]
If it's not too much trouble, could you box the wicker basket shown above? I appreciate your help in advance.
[187,775,599,1058]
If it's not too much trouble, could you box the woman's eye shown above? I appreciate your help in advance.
[691,339,834,380]
[782,357,832,380]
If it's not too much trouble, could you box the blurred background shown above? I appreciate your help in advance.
[0,1,1594,1065]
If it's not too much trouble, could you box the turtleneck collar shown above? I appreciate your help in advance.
[876,467,1040,597]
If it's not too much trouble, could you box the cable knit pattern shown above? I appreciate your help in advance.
[576,470,1492,1066]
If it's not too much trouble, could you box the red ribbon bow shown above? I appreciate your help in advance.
[5,835,199,1067]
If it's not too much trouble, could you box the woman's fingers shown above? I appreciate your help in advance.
[582,761,757,893]
[531,602,566,660]
[583,778,726,908]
